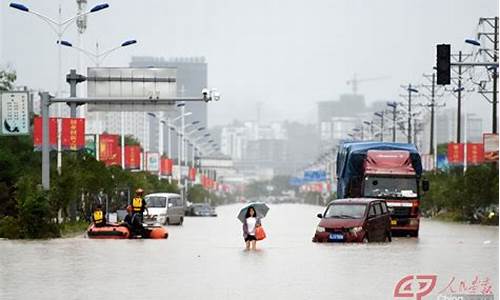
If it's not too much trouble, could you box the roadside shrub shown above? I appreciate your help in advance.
[0,216,20,239]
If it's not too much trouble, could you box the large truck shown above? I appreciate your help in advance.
[336,141,428,237]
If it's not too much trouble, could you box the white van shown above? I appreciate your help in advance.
[144,193,185,225]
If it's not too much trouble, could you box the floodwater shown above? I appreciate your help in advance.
[0,204,498,300]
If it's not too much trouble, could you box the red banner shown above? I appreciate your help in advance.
[466,143,484,165]
[61,118,85,151]
[161,158,173,175]
[99,134,120,166]
[447,143,465,165]
[189,167,197,181]
[33,116,57,151]
[125,145,141,169]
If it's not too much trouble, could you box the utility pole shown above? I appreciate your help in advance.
[403,84,419,144]
[493,16,498,134]
[387,102,398,142]
[457,51,463,143]
[408,85,412,143]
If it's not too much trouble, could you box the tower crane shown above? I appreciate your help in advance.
[346,74,391,95]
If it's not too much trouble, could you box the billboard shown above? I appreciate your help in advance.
[304,170,327,182]
[61,118,85,151]
[87,67,177,112]
[146,152,160,172]
[85,134,96,156]
[483,133,499,162]
[1,92,29,135]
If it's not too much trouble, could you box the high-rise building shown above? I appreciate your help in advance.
[130,56,208,128]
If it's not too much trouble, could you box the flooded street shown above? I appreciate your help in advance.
[0,203,498,300]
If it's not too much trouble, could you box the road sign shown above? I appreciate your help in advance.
[87,67,177,112]
[1,92,29,135]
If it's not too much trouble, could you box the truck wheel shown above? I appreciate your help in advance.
[166,218,170,225]
[180,217,184,225]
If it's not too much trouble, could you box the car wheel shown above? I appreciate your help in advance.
[166,218,170,225]
[163,218,168,226]
[410,230,419,238]
[180,217,184,225]
[362,233,369,243]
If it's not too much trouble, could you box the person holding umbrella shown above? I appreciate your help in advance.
[238,202,269,250]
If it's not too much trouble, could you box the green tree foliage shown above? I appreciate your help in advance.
[0,69,16,91]
[422,165,499,223]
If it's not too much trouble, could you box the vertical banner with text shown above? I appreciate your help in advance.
[99,134,120,166]
[61,118,85,151]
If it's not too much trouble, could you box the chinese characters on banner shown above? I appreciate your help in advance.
[99,134,120,166]
[466,143,484,165]
[161,158,173,176]
[33,116,57,150]
[447,143,464,165]
[61,118,85,150]
[448,143,485,165]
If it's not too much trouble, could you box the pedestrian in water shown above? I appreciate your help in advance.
[243,206,261,250]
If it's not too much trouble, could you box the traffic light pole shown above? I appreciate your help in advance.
[430,73,435,154]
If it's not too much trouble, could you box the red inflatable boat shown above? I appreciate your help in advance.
[87,224,168,239]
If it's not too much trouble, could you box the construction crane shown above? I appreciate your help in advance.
[346,74,391,95]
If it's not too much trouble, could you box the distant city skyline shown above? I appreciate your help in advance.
[1,0,497,127]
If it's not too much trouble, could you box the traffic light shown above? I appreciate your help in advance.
[436,44,451,85]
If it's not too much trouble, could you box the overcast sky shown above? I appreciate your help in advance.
[1,0,498,127]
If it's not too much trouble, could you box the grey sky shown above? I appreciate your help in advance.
[1,0,498,126]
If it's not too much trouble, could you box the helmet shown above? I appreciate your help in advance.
[135,188,144,195]
[126,205,133,213]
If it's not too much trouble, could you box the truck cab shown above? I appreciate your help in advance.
[336,142,427,237]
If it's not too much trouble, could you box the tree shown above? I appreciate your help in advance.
[0,69,16,91]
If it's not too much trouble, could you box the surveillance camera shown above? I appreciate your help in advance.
[212,91,221,101]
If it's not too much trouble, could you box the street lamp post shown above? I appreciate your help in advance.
[407,84,419,144]
[374,111,385,142]
[9,2,109,103]
[59,39,137,67]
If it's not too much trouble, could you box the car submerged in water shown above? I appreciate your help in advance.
[313,198,392,243]
[186,203,217,217]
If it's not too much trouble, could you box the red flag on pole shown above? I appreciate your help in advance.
[33,116,57,151]
[161,158,173,176]
[125,145,141,169]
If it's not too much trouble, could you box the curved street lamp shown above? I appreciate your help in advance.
[59,39,137,66]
